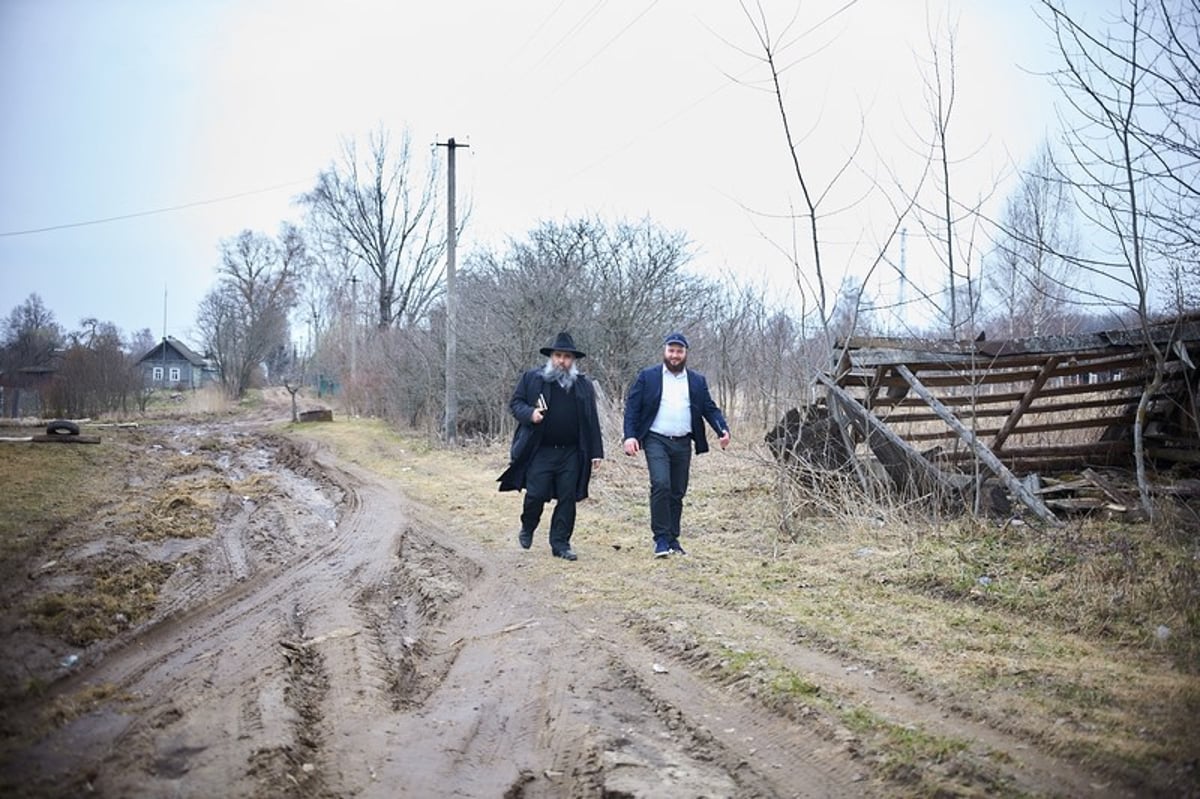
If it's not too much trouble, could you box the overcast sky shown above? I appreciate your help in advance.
[0,0,1111,347]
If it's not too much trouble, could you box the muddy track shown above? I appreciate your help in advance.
[3,426,1134,798]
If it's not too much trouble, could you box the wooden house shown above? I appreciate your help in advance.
[136,337,216,391]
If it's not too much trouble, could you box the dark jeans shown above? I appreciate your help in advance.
[520,445,579,553]
[644,432,691,546]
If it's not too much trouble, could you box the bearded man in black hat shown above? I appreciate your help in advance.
[498,331,604,561]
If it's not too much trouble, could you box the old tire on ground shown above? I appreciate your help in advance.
[46,419,80,436]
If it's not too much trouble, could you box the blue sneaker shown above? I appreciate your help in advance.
[654,541,671,558]
[669,540,687,556]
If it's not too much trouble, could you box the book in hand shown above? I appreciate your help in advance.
[536,393,549,413]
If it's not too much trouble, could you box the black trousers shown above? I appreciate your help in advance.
[520,445,580,553]
[644,432,691,546]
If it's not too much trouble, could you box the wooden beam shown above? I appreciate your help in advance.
[816,373,961,495]
[903,412,1133,443]
[1147,446,1200,463]
[1081,468,1137,508]
[992,356,1060,451]
[894,364,1061,526]
[940,441,1131,460]
[31,434,101,444]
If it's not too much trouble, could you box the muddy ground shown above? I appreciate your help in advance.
[0,401,1170,798]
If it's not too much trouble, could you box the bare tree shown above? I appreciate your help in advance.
[1,293,62,373]
[736,1,867,345]
[1038,0,1198,515]
[300,128,449,330]
[737,0,927,369]
[901,9,998,341]
[127,328,157,361]
[984,142,1080,338]
[197,227,307,398]
[587,217,709,399]
[1135,0,1200,314]
[453,215,707,439]
[49,319,137,417]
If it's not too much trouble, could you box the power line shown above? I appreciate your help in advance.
[0,180,309,237]
[552,0,662,93]
[504,0,569,70]
[527,0,608,74]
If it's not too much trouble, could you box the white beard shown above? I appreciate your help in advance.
[541,359,579,390]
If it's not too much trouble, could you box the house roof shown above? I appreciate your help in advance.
[137,336,208,367]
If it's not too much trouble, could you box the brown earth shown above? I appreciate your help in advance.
[0,394,1178,797]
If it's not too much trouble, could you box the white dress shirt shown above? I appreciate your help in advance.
[649,367,691,437]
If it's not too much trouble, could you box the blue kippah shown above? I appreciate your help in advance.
[663,331,689,348]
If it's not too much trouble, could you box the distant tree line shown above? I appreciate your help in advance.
[0,293,156,418]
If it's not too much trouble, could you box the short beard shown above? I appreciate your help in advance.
[541,358,579,390]
[663,354,687,374]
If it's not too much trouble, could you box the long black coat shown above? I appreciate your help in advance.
[497,368,604,499]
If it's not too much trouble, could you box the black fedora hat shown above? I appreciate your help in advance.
[540,331,586,358]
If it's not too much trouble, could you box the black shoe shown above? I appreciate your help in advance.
[553,549,578,561]
[669,539,687,556]
[518,530,533,549]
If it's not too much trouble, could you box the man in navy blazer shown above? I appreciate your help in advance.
[623,331,730,558]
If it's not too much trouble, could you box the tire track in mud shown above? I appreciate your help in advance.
[6,432,395,797]
[7,428,882,798]
[337,515,876,798]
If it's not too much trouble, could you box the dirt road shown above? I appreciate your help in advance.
[1,418,1139,797]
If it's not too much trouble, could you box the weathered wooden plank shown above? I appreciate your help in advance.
[1034,478,1094,495]
[31,434,101,444]
[1081,468,1137,508]
[902,413,1133,443]
[993,356,1060,452]
[1044,497,1126,512]
[841,319,1199,367]
[864,379,1148,409]
[872,391,1155,424]
[1146,446,1200,463]
[816,373,961,496]
[939,441,1131,460]
[977,319,1200,357]
[894,364,1061,526]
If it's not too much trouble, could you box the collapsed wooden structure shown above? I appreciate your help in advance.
[767,314,1200,523]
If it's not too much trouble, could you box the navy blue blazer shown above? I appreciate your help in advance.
[623,366,728,454]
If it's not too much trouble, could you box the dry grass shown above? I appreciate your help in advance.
[296,416,1200,794]
[0,425,128,567]
[27,560,176,647]
[0,422,222,650]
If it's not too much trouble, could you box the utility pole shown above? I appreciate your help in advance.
[437,136,469,444]
[349,274,358,398]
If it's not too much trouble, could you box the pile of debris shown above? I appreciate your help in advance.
[767,315,1200,524]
